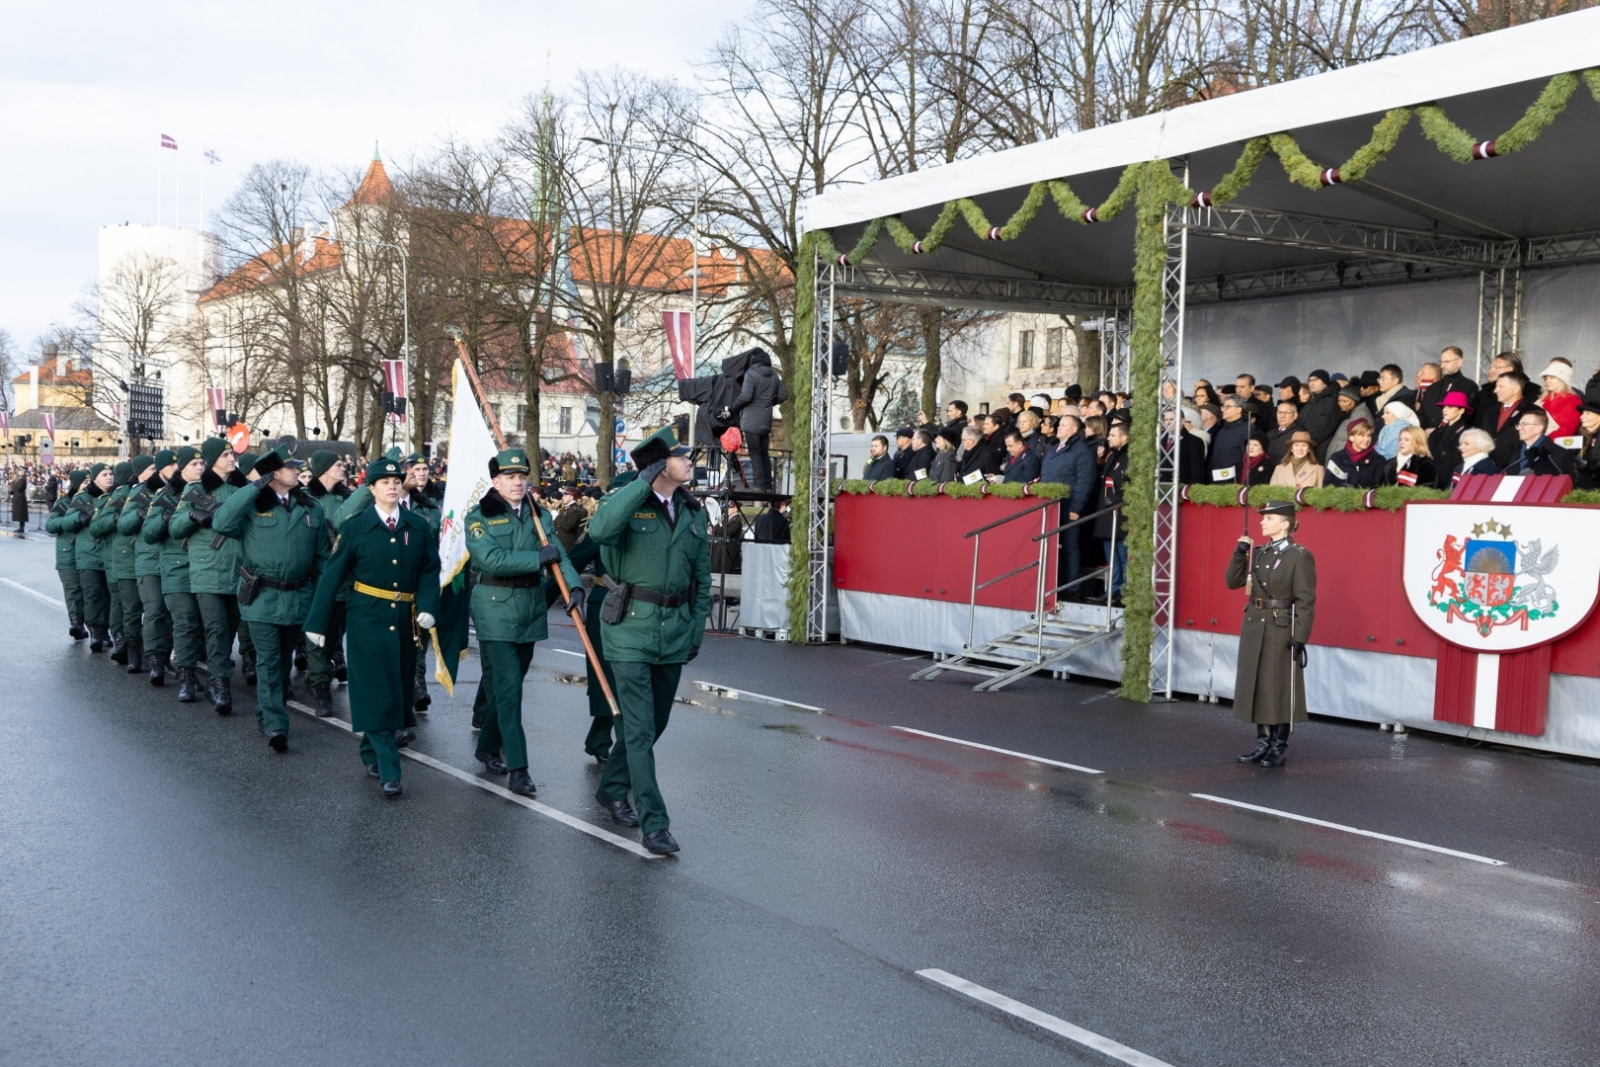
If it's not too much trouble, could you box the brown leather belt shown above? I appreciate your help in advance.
[479,574,541,588]
[1251,597,1293,609]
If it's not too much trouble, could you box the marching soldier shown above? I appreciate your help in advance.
[303,449,352,715]
[93,461,135,661]
[45,469,90,639]
[1226,499,1317,768]
[589,428,711,855]
[121,450,177,682]
[142,446,207,702]
[305,456,440,797]
[64,463,116,650]
[171,440,254,715]
[463,448,582,797]
[560,471,636,764]
[402,452,442,713]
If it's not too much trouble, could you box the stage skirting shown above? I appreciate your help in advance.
[819,497,1600,759]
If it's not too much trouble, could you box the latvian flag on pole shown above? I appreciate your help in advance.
[206,387,226,428]
[161,134,178,151]
[663,310,695,380]
[41,412,54,439]
[382,360,407,423]
[0,411,8,433]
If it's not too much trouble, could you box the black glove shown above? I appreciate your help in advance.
[687,645,700,662]
[640,459,668,486]
[538,543,561,569]
[190,505,216,527]
[1289,640,1308,667]
[567,587,586,619]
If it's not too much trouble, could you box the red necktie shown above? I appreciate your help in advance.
[386,515,396,531]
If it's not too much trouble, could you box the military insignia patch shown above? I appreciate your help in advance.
[633,511,656,519]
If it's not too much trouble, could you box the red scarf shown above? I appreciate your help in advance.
[1344,441,1374,464]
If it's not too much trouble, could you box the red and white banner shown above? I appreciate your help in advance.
[0,412,8,433]
[663,310,695,381]
[206,387,225,428]
[41,412,54,439]
[160,134,178,150]
[382,360,407,424]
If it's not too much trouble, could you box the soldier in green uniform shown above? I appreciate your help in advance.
[120,450,176,682]
[305,456,440,796]
[143,446,206,702]
[1226,499,1317,769]
[464,449,582,796]
[214,444,329,752]
[303,449,351,714]
[64,463,116,650]
[171,440,253,714]
[589,428,711,854]
[402,453,442,713]
[92,461,134,660]
[45,469,90,639]
[561,472,635,763]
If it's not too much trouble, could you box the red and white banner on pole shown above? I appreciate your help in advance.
[663,310,695,381]
[206,387,226,428]
[0,412,8,433]
[41,412,54,439]
[382,360,407,423]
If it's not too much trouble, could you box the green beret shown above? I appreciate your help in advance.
[130,455,155,477]
[68,469,88,492]
[237,452,260,477]
[489,449,530,476]
[201,438,229,467]
[309,449,341,478]
[365,457,404,483]
[175,446,201,470]
[113,461,133,485]
[152,449,177,470]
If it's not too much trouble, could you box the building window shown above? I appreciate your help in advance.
[1045,327,1063,369]
[1017,329,1034,369]
[517,405,529,432]
[559,406,572,435]
[508,364,523,384]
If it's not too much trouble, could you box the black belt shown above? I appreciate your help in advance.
[1251,597,1293,610]
[480,574,541,588]
[602,575,697,608]
[240,567,312,591]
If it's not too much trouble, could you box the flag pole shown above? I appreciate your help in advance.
[445,327,622,718]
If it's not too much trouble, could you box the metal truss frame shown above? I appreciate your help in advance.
[831,263,1132,315]
[1189,205,1512,270]
[805,259,837,643]
[1098,309,1131,393]
[1151,196,1190,701]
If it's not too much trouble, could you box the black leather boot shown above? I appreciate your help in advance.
[176,667,198,703]
[330,649,347,683]
[89,625,109,652]
[1259,724,1289,768]
[125,639,144,674]
[241,652,257,686]
[293,643,308,673]
[147,651,166,685]
[413,660,431,713]
[208,677,233,716]
[311,682,333,717]
[1237,725,1271,763]
[111,633,128,664]
[69,617,88,640]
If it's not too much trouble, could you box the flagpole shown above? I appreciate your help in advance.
[444,327,622,718]
[156,144,162,226]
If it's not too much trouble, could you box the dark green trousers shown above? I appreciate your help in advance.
[247,621,298,734]
[597,660,681,835]
[57,568,84,624]
[165,591,202,668]
[476,640,535,771]
[305,600,346,686]
[197,593,240,679]
[583,603,616,759]
[360,730,402,783]
[137,576,171,656]
[117,578,144,642]
[80,569,110,627]
[108,576,123,636]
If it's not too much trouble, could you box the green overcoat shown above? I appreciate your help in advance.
[214,480,330,626]
[90,485,128,576]
[1225,537,1317,724]
[46,497,79,569]
[140,482,193,593]
[69,487,110,572]
[119,477,166,579]
[170,471,246,595]
[305,506,440,733]
[587,478,711,664]
[464,490,580,645]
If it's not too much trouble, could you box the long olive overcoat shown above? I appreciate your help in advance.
[1225,538,1317,725]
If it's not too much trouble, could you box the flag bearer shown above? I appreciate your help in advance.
[45,469,90,640]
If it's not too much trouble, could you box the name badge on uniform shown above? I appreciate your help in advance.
[1211,466,1236,481]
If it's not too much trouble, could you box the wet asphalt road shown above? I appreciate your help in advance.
[3,532,1600,1066]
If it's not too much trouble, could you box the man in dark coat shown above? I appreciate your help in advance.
[10,471,29,536]
[1418,347,1476,429]
[862,435,895,481]
[1206,397,1251,483]
[305,456,441,796]
[726,348,788,491]
[1264,401,1302,465]
[956,425,1001,480]
[1001,430,1041,483]
[902,429,936,481]
[1226,500,1316,769]
[941,401,969,440]
[1476,355,1540,431]
[891,428,916,479]
[1481,370,1542,469]
[1297,370,1342,456]
[1096,423,1131,601]
[1503,409,1576,476]
[1041,416,1097,594]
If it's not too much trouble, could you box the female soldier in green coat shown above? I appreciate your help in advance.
[171,440,255,713]
[306,457,440,796]
[63,463,117,650]
[120,451,175,680]
[45,469,90,639]
[93,461,134,659]
[142,447,205,702]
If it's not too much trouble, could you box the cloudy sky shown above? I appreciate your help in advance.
[0,0,751,357]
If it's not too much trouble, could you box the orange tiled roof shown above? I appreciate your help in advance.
[12,360,92,387]
[347,156,396,207]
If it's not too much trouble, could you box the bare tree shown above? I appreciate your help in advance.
[88,251,185,379]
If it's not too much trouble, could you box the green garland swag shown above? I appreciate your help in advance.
[832,478,1074,500]
[1182,484,1451,511]
[790,68,1600,683]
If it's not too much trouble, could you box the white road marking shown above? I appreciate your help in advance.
[917,969,1177,1067]
[1191,793,1507,866]
[549,648,585,657]
[892,727,1103,775]
[0,577,64,609]
[692,679,823,712]
[267,693,660,859]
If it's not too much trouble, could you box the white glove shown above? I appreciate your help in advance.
[416,612,435,629]
[306,632,325,648]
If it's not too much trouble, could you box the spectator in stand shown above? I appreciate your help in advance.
[1042,414,1098,593]
[1006,393,1027,419]
[892,427,916,478]
[1371,364,1415,420]
[1192,381,1219,408]
[1244,434,1273,485]
[1385,427,1436,486]
[1537,360,1582,439]
[1323,386,1369,458]
[1235,374,1262,426]
[1083,414,1109,466]
[1207,396,1251,483]
[1298,370,1341,456]
[1096,422,1130,605]
[929,429,960,482]
[1419,347,1476,428]
[1572,401,1600,489]
[957,425,1000,480]
[941,400,969,438]
[1197,403,1221,438]
[862,435,895,481]
[1270,432,1324,489]
[1040,414,1059,440]
[1452,428,1500,484]
[1324,418,1384,488]
[1183,405,1210,453]
[1427,391,1472,487]
[1482,370,1541,468]
[1275,376,1302,408]
[981,411,1006,455]
[1160,407,1207,484]
[1250,384,1277,432]
[1355,370,1381,414]
[1503,409,1575,476]
[1377,400,1421,459]
[1476,354,1540,428]
[1017,410,1048,458]
[1001,430,1041,483]
[904,429,937,480]
[1265,401,1302,464]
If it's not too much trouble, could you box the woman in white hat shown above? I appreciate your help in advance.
[1539,359,1582,439]
[1377,400,1421,459]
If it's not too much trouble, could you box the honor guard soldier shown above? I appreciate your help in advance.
[94,461,136,661]
[305,456,440,797]
[464,449,582,796]
[589,428,711,854]
[215,445,330,752]
[64,463,116,650]
[303,449,352,715]
[45,469,90,639]
[171,440,256,715]
[143,447,207,702]
[402,453,442,713]
[561,472,636,764]
[121,450,177,683]
[1226,499,1317,768]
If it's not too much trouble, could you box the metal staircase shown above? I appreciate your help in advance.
[911,501,1124,692]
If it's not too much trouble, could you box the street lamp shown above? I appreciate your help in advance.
[325,235,410,446]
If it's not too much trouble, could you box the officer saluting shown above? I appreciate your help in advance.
[305,457,440,797]
[589,427,711,855]
[45,469,90,640]
[1225,499,1316,768]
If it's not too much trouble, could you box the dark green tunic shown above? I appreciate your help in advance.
[1225,537,1317,724]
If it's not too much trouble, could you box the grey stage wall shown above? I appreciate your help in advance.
[1182,262,1600,388]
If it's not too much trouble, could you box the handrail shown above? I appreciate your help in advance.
[963,494,1058,538]
[976,559,1040,592]
[1033,501,1123,542]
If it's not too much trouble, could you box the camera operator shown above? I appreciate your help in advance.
[723,349,788,491]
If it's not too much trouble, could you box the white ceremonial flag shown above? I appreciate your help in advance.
[438,359,500,588]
